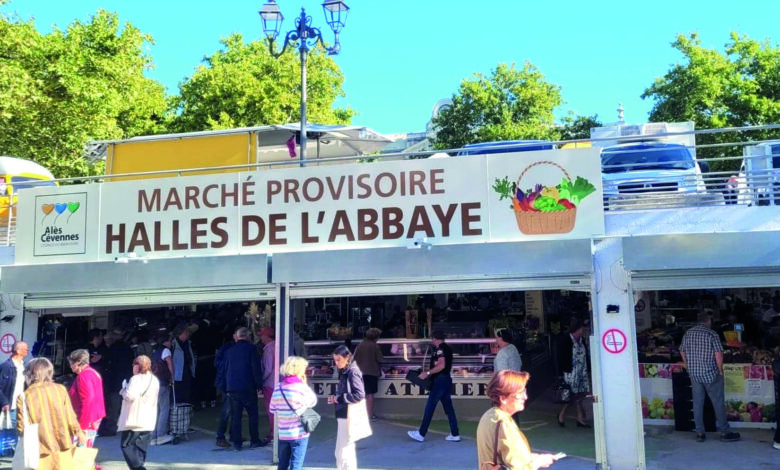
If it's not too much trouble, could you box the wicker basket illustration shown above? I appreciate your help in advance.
[514,161,577,235]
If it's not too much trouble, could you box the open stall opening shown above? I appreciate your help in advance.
[293,287,598,460]
[636,287,779,467]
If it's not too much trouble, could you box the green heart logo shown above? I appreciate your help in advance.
[67,202,80,214]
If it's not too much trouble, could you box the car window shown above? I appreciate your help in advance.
[771,145,780,169]
[602,146,694,173]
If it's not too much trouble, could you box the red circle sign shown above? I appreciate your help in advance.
[602,329,627,354]
[0,333,16,354]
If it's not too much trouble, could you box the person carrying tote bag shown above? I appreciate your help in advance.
[15,358,85,470]
[269,356,318,470]
[117,355,160,470]
[328,345,371,470]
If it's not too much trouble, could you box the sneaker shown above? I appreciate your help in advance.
[216,438,231,448]
[407,430,425,442]
[720,432,741,442]
[370,414,379,421]
[695,433,706,442]
[249,440,269,448]
[445,434,461,442]
[773,442,780,450]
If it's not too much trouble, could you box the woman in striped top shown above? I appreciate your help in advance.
[17,357,86,470]
[269,356,317,470]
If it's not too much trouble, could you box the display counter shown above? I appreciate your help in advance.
[304,338,495,400]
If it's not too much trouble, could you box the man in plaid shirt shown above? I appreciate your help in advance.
[680,311,741,443]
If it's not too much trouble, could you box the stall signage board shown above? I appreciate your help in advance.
[602,328,627,354]
[14,148,605,264]
[308,377,491,399]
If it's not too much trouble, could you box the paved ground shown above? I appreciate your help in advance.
[1,401,777,469]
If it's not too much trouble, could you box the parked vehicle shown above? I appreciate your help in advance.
[737,140,780,206]
[591,122,709,209]
[0,156,57,226]
[456,140,555,156]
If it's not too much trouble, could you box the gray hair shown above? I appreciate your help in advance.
[235,327,249,340]
[25,357,54,385]
[68,349,90,367]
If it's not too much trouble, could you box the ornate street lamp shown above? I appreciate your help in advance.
[259,0,350,167]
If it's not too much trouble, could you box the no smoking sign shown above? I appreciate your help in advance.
[0,333,16,354]
[602,328,627,354]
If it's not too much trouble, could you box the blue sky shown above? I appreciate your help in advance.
[4,0,778,135]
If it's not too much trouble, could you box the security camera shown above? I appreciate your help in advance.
[408,237,432,250]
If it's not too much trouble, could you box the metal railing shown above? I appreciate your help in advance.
[2,124,779,246]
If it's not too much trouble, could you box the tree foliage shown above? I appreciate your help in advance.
[0,9,168,178]
[559,114,602,141]
[642,33,780,172]
[168,33,354,132]
[431,62,563,150]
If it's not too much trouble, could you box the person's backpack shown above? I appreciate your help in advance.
[152,347,172,385]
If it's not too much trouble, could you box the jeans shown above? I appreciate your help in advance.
[691,374,730,434]
[418,375,459,437]
[228,390,260,448]
[120,430,152,470]
[154,384,170,440]
[216,393,232,441]
[277,436,309,470]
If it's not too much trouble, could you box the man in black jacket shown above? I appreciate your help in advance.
[217,327,264,451]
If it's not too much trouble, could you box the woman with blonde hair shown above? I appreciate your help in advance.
[118,355,160,470]
[16,357,85,469]
[68,348,106,448]
[269,356,318,470]
[476,370,560,470]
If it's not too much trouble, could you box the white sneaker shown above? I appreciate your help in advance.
[445,434,461,442]
[773,442,780,450]
[407,430,425,442]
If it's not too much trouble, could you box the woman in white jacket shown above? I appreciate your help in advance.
[118,355,160,470]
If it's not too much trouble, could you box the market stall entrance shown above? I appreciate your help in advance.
[273,240,602,461]
[625,233,780,469]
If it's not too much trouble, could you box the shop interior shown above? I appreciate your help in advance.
[637,286,780,467]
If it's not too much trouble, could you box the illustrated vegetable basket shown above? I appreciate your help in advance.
[494,160,596,236]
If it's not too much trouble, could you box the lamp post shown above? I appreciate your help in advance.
[259,0,349,167]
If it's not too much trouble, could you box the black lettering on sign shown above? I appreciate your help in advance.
[400,382,414,396]
[385,383,398,396]
[313,383,324,395]
[461,383,474,396]
[328,383,339,395]
[478,383,488,397]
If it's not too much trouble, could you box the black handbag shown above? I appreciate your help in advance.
[405,369,432,391]
[553,377,571,404]
[405,345,432,391]
[280,386,321,433]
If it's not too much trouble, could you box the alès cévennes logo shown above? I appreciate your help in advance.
[39,202,81,242]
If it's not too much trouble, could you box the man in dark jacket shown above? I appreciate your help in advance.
[217,327,264,451]
[213,331,237,448]
[0,341,28,455]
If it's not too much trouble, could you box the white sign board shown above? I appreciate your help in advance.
[15,149,604,264]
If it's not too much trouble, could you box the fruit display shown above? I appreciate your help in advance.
[723,346,775,365]
[726,400,776,422]
[642,397,675,420]
[637,328,680,362]
[639,363,684,378]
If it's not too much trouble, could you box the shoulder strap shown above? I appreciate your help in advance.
[493,419,501,466]
[279,385,301,416]
[140,375,153,397]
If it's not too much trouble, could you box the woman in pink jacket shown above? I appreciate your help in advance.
[69,349,106,448]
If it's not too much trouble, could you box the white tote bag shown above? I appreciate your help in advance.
[12,394,39,470]
[346,399,372,442]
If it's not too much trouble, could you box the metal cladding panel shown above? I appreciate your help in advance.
[272,239,593,283]
[623,232,780,271]
[1,254,270,294]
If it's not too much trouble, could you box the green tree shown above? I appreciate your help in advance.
[0,9,168,178]
[431,62,563,150]
[559,114,602,141]
[642,33,780,172]
[169,33,354,132]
